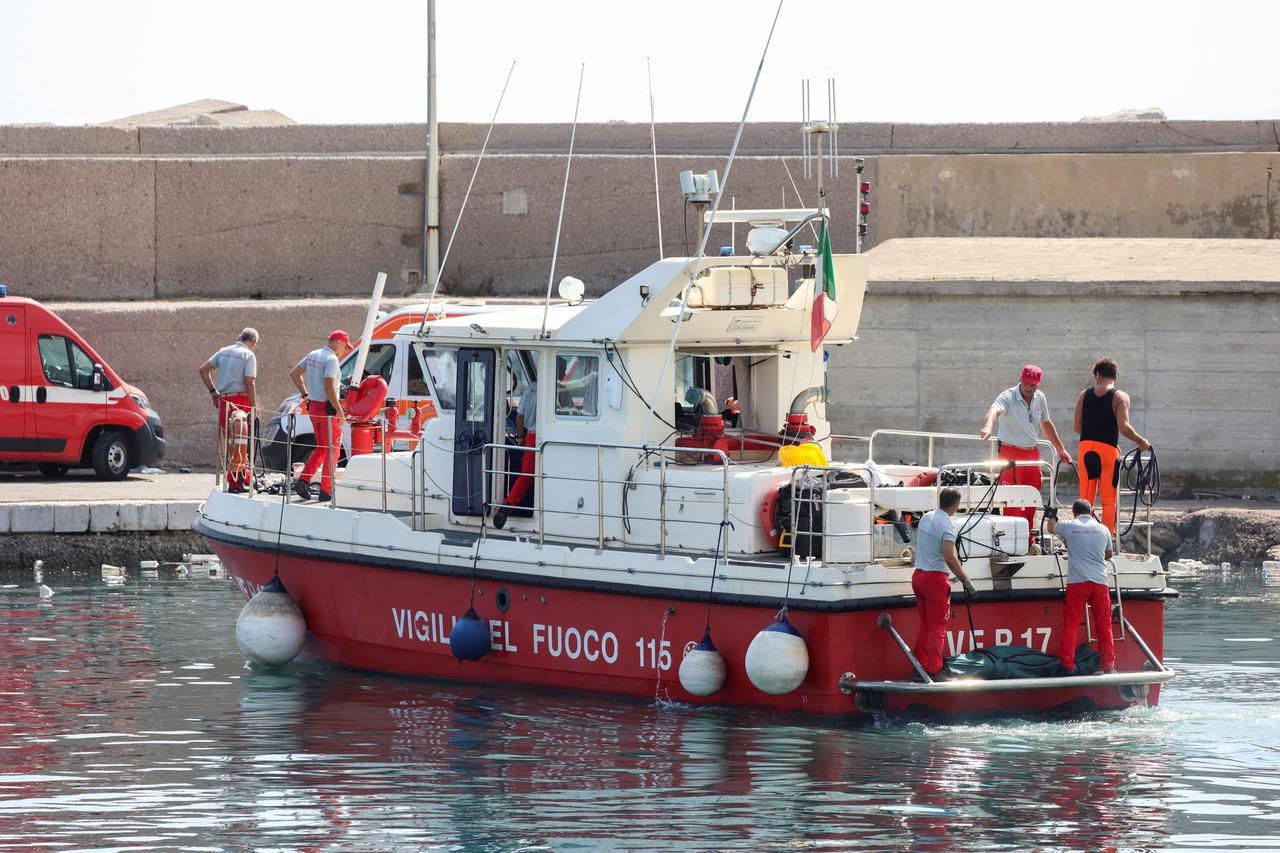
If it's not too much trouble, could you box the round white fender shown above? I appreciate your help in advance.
[679,630,727,697]
[236,576,306,667]
[744,614,809,695]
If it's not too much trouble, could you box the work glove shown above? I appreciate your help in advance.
[962,579,977,598]
[1042,505,1058,520]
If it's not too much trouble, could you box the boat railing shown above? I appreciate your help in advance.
[481,439,731,558]
[218,404,400,512]
[867,428,997,469]
[784,462,877,569]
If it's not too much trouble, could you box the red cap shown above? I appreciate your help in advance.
[1021,364,1043,385]
[328,330,351,345]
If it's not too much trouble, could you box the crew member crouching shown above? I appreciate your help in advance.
[1047,498,1117,674]
[911,487,977,679]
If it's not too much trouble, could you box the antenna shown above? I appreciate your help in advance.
[538,63,586,340]
[800,77,840,199]
[647,57,664,260]
[638,0,786,446]
[419,61,516,337]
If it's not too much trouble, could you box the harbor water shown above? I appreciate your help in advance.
[2,567,1278,851]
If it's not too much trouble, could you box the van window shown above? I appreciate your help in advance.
[340,344,395,386]
[413,344,456,411]
[554,353,599,418]
[70,341,95,390]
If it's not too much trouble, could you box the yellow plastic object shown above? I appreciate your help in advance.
[779,443,829,468]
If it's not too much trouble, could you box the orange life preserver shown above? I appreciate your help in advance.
[227,406,250,484]
[760,486,783,549]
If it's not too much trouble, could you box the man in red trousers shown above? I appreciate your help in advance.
[1047,498,1117,673]
[288,330,352,502]
[912,487,977,679]
[979,365,1073,533]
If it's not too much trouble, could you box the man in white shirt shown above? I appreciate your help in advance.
[288,330,351,502]
[199,328,258,493]
[978,364,1073,533]
[1046,499,1117,674]
[912,487,977,678]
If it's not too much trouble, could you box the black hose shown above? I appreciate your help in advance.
[1117,446,1159,537]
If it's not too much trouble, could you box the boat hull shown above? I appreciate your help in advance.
[211,537,1168,718]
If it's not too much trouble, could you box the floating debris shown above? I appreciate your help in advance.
[38,584,55,599]
[33,559,44,584]
[101,564,126,585]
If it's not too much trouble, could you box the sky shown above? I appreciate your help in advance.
[1,0,1276,126]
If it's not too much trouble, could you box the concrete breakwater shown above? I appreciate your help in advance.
[1,119,1278,301]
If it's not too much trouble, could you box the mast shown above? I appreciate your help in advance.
[423,0,440,292]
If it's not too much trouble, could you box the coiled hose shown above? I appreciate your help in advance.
[1117,446,1160,537]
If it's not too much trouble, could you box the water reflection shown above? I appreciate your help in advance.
[0,570,1277,850]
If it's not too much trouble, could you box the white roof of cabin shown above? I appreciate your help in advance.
[407,253,869,350]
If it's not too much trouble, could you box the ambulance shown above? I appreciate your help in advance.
[0,288,165,479]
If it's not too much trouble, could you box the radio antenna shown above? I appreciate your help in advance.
[419,61,516,336]
[638,0,785,446]
[800,77,839,202]
[647,57,664,260]
[538,63,586,340]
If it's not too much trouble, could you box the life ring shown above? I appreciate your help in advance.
[760,486,783,549]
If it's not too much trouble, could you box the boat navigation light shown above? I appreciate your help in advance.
[557,276,585,304]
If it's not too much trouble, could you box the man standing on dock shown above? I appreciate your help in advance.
[1046,498,1117,674]
[289,330,351,502]
[912,487,977,679]
[1073,356,1151,534]
[199,328,259,493]
[978,365,1073,532]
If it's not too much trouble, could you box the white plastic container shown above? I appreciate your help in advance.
[686,266,788,308]
[951,515,1030,557]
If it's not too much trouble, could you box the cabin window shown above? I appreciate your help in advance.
[674,355,714,430]
[464,360,488,423]
[412,344,457,411]
[340,343,395,386]
[554,353,599,418]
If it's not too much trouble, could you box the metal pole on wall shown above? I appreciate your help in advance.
[423,0,440,292]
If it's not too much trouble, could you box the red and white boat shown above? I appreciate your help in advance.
[196,206,1175,719]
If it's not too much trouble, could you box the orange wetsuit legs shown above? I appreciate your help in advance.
[1078,440,1120,533]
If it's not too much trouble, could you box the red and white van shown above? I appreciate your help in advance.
[0,289,166,479]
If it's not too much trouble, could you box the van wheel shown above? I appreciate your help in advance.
[92,432,133,480]
[37,463,70,478]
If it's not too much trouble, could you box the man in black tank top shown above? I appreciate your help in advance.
[1073,357,1151,534]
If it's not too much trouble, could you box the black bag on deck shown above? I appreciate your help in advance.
[773,470,867,558]
[941,643,1100,680]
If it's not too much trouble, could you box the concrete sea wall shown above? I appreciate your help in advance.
[2,120,1278,300]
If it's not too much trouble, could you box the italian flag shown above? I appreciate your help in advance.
[810,220,838,352]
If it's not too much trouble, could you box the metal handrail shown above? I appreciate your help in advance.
[482,439,731,558]
[867,428,997,468]
[783,462,877,569]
